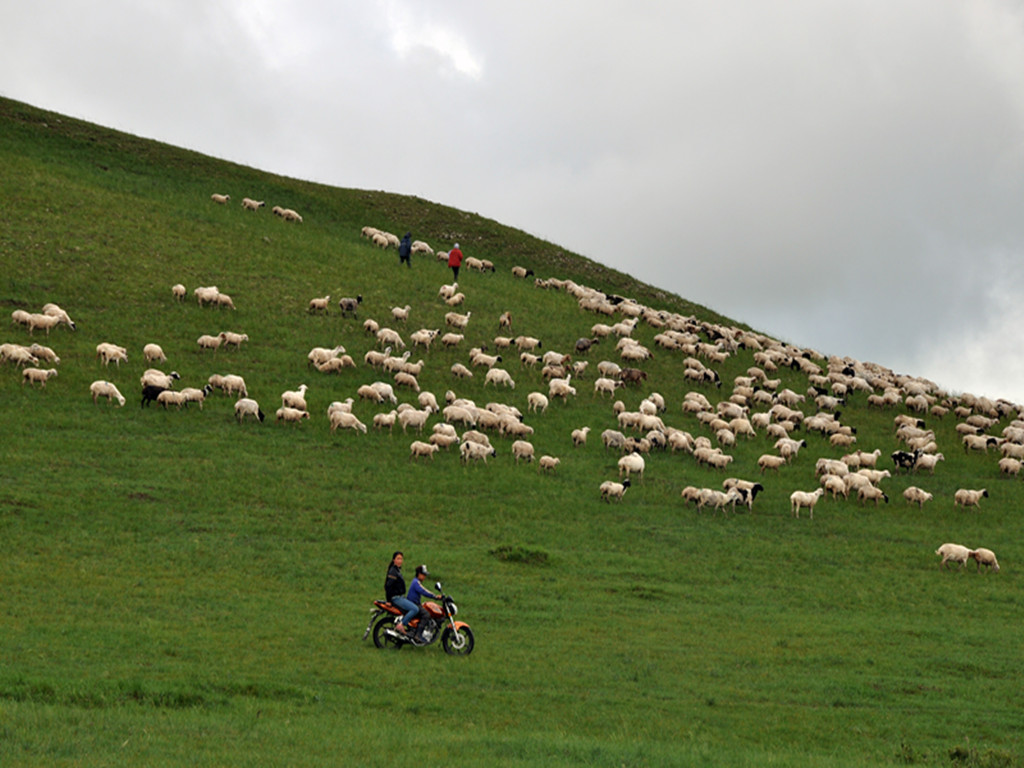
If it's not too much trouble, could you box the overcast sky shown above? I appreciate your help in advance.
[4,1,1024,401]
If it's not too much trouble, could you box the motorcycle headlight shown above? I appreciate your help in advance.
[448,602,458,617]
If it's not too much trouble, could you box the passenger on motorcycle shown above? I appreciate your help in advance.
[395,564,441,637]
[386,552,419,629]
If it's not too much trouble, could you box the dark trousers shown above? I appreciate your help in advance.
[451,266,459,282]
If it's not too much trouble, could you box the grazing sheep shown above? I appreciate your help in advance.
[281,384,309,411]
[936,543,972,571]
[277,406,311,424]
[548,375,577,401]
[968,548,1000,574]
[197,334,223,352]
[409,441,440,461]
[962,434,998,453]
[172,283,186,301]
[211,193,230,204]
[329,409,366,433]
[789,488,825,519]
[998,457,1022,477]
[338,296,363,318]
[241,198,265,211]
[511,266,535,279]
[572,426,591,447]
[902,486,934,508]
[96,342,128,367]
[373,410,398,431]
[538,455,560,473]
[180,385,213,410]
[398,408,430,434]
[234,398,265,423]
[512,440,535,464]
[599,478,631,502]
[376,327,406,350]
[22,367,58,387]
[617,451,645,482]
[280,208,303,223]
[156,390,188,409]
[308,295,331,314]
[219,374,248,398]
[215,293,236,310]
[411,329,440,349]
[757,454,786,473]
[526,392,549,414]
[143,343,167,363]
[857,484,889,506]
[28,343,59,364]
[445,310,472,330]
[460,439,496,464]
[219,331,248,349]
[484,367,515,389]
[89,380,125,407]
[954,488,988,508]
[194,286,221,306]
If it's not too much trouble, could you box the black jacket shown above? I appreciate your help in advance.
[385,564,406,600]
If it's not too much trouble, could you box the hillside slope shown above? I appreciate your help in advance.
[0,96,1021,768]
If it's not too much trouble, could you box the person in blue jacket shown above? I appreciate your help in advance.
[395,564,441,636]
[398,232,412,267]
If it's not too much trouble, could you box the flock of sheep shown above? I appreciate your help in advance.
[2,196,1013,575]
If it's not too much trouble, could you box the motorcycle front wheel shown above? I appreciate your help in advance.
[441,625,474,656]
[372,616,404,650]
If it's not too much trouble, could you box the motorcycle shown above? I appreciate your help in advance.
[363,581,474,656]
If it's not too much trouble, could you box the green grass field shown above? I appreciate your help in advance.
[0,96,1021,767]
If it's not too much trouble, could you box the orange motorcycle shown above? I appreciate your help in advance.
[363,581,474,655]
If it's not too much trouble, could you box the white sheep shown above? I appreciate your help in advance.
[96,342,128,367]
[527,392,549,414]
[450,362,474,379]
[197,334,223,352]
[954,488,988,508]
[484,368,516,390]
[219,331,248,349]
[220,374,248,398]
[376,327,406,349]
[194,286,220,306]
[89,380,126,407]
[28,343,59,364]
[914,452,945,474]
[157,390,188,409]
[757,454,786,473]
[308,295,331,314]
[593,377,621,397]
[538,455,560,473]
[572,426,591,447]
[172,283,186,301]
[1,343,37,367]
[21,367,57,387]
[409,441,440,461]
[445,311,472,330]
[902,486,933,508]
[599,479,631,502]
[371,381,398,404]
[180,385,212,410]
[276,406,310,424]
[281,384,309,411]
[857,484,889,506]
[968,547,1000,574]
[143,343,167,363]
[789,488,825,519]
[512,440,535,464]
[438,282,459,300]
[548,375,577,401]
[234,398,265,423]
[241,198,265,211]
[141,369,180,389]
[391,305,411,323]
[398,408,431,434]
[936,543,972,571]
[617,451,645,482]
[211,193,230,204]
[394,371,421,392]
[460,439,496,464]
[280,208,303,223]
[328,410,367,433]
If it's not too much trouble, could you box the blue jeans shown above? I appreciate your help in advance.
[392,596,419,626]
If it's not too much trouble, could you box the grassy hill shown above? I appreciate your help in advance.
[0,96,1021,768]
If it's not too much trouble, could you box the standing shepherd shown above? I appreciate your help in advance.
[448,242,463,282]
[398,232,412,268]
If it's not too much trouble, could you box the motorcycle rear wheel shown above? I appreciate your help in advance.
[441,625,474,656]
[372,616,404,650]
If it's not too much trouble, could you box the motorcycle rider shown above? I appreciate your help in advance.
[395,564,441,640]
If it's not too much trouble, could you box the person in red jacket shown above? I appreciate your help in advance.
[447,243,463,282]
